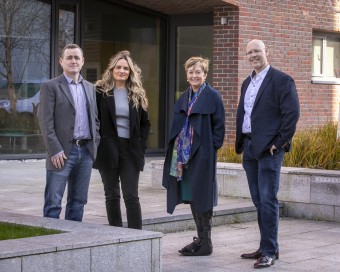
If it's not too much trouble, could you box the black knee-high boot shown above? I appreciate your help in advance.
[196,211,213,255]
[179,207,213,256]
[190,203,199,235]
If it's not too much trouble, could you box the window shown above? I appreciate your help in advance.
[312,33,340,84]
[175,25,213,100]
[83,0,167,150]
[0,0,51,156]
[57,3,77,75]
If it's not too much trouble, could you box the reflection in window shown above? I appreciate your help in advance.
[59,6,75,48]
[327,37,340,78]
[312,33,340,82]
[58,5,76,75]
[83,1,165,149]
[0,0,51,155]
[176,25,213,100]
[312,37,322,76]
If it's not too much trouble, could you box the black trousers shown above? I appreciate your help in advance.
[99,137,142,229]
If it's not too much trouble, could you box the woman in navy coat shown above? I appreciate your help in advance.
[162,56,225,256]
[93,51,150,229]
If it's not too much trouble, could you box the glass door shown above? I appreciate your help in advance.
[53,0,80,77]
[167,14,213,137]
[175,25,213,100]
[82,0,167,150]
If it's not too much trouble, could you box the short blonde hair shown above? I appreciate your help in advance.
[184,56,210,74]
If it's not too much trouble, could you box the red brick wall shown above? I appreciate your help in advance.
[214,0,340,144]
[213,5,240,144]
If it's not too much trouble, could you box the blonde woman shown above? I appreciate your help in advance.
[93,50,150,229]
[162,56,225,255]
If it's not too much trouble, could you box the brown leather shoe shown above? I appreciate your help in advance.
[254,255,275,268]
[241,249,279,260]
[241,249,262,259]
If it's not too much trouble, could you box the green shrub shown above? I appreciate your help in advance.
[218,143,242,164]
[218,122,340,170]
[284,122,340,170]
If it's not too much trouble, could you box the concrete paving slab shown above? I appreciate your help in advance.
[2,158,340,271]
[162,219,340,272]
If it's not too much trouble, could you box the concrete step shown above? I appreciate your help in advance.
[141,196,283,233]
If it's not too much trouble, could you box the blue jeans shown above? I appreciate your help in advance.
[242,138,284,257]
[43,144,93,221]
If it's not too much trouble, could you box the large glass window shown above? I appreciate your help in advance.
[0,0,51,155]
[83,1,166,149]
[57,4,76,75]
[312,33,340,84]
[166,14,213,142]
[175,25,213,100]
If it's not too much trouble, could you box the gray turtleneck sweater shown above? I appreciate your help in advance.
[113,87,130,138]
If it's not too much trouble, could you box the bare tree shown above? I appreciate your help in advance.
[0,0,49,115]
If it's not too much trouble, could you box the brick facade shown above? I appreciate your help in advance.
[125,0,340,144]
[213,0,340,143]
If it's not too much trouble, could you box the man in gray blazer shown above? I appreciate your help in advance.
[38,44,100,222]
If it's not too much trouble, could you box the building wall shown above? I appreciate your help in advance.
[213,5,240,144]
[213,0,340,144]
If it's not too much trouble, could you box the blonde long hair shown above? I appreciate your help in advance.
[95,50,148,110]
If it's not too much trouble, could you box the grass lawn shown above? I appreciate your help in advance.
[0,222,62,241]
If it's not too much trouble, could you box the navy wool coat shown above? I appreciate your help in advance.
[93,90,150,171]
[162,84,225,214]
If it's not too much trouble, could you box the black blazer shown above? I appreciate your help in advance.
[235,66,300,159]
[93,90,150,171]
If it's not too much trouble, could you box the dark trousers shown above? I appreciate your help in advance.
[99,137,142,229]
[242,138,284,257]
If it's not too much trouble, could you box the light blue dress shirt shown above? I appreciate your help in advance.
[64,73,91,140]
[242,65,270,134]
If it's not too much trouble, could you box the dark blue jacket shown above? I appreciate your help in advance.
[235,66,300,159]
[162,84,225,214]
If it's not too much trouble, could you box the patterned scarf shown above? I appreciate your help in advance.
[170,83,205,181]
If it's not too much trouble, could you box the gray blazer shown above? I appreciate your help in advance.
[38,74,100,170]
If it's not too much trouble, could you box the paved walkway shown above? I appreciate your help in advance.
[1,158,340,271]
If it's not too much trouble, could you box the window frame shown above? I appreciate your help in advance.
[312,32,340,85]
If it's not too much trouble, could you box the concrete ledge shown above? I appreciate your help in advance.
[151,160,340,222]
[143,205,257,233]
[0,212,162,272]
[141,197,282,233]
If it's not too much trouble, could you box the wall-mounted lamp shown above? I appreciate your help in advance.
[220,17,228,25]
